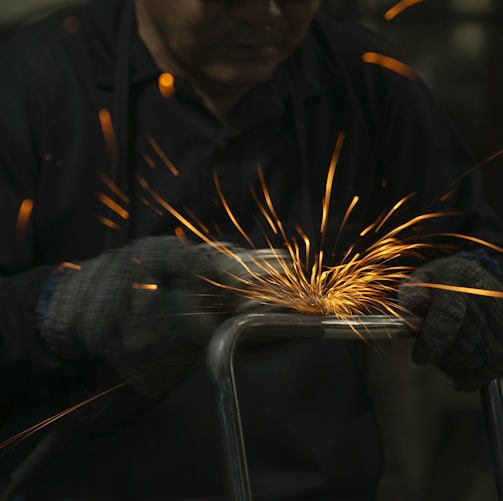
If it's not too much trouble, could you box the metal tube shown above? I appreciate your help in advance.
[481,379,503,500]
[206,313,414,501]
[208,312,503,501]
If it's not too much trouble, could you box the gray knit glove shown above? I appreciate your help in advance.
[38,236,240,397]
[398,256,503,391]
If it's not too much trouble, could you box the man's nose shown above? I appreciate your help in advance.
[229,0,281,25]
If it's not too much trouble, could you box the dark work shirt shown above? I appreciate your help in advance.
[0,0,501,499]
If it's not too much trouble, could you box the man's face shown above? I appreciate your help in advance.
[137,0,321,89]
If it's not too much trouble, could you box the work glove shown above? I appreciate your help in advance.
[38,236,246,397]
[398,254,503,391]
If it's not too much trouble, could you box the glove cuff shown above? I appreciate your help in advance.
[457,248,503,284]
[37,265,87,359]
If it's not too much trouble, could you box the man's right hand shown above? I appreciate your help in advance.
[38,236,239,397]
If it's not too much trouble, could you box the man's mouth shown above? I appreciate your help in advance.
[219,42,280,60]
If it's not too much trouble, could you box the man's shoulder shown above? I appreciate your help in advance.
[0,0,120,90]
[304,13,413,81]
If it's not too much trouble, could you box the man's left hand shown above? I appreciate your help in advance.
[398,255,503,390]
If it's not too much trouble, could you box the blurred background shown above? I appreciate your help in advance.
[1,0,503,499]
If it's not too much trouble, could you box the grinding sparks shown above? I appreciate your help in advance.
[384,0,425,21]
[362,52,417,79]
[183,183,443,319]
[134,135,503,325]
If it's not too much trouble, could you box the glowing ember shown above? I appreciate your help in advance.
[158,72,176,98]
[362,52,417,80]
[384,0,425,21]
[98,109,118,159]
[97,192,130,220]
[97,215,121,231]
[132,283,159,290]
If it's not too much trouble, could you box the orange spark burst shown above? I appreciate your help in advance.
[362,52,418,79]
[384,0,424,21]
[16,198,33,239]
[135,138,503,323]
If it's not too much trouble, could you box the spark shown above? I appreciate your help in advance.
[401,282,503,299]
[143,153,156,169]
[99,172,131,204]
[362,52,418,79]
[0,382,128,456]
[321,132,345,245]
[98,109,118,160]
[175,226,188,242]
[60,262,82,271]
[140,196,164,217]
[97,215,121,231]
[384,0,425,21]
[16,199,33,240]
[146,135,179,176]
[435,147,503,203]
[158,72,176,98]
[97,192,130,220]
[132,283,159,290]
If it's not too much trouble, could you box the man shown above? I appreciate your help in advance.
[1,0,502,499]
